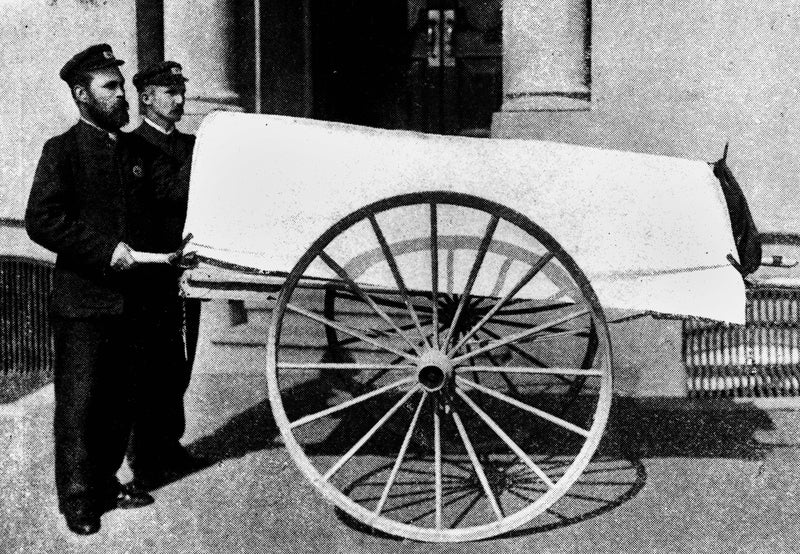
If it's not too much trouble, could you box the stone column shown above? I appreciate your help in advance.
[500,0,590,112]
[164,0,243,133]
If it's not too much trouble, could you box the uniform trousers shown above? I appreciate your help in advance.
[126,296,189,476]
[52,306,140,512]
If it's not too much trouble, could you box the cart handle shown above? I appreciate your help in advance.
[129,233,198,268]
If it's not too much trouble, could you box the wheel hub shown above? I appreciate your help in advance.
[416,350,453,392]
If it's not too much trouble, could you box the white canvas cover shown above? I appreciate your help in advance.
[184,112,745,323]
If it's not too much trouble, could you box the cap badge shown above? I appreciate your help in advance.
[171,67,181,75]
[103,50,113,59]
[132,165,143,178]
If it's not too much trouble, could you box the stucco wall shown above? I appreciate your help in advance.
[0,0,138,221]
[494,0,800,235]
[0,223,55,261]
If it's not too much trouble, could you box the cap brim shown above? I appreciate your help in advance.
[144,76,189,87]
[85,59,125,72]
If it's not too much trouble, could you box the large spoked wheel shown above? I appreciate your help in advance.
[267,192,612,542]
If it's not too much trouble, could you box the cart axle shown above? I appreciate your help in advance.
[416,350,453,392]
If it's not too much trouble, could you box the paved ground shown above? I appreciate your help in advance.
[3,373,800,554]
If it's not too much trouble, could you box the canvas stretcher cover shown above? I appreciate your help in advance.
[183,112,745,324]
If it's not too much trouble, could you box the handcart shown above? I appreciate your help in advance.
[146,113,748,542]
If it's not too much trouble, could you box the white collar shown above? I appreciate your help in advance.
[143,117,174,136]
[80,117,118,141]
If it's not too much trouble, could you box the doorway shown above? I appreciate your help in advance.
[311,0,502,136]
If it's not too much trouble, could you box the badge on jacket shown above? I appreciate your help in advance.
[132,165,143,178]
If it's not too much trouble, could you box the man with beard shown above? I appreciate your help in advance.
[25,44,189,535]
[127,61,201,486]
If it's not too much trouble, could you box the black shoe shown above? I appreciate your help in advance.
[115,481,155,509]
[62,502,100,535]
[64,513,101,535]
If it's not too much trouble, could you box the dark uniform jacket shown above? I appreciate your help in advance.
[132,121,195,250]
[133,121,195,163]
[26,120,190,317]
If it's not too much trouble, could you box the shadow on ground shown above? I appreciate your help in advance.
[153,375,777,539]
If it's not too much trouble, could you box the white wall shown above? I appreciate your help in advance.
[494,0,800,234]
[0,0,138,220]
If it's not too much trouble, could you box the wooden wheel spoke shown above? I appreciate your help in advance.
[477,327,551,373]
[451,409,504,521]
[454,366,602,377]
[433,408,443,529]
[451,309,590,365]
[323,386,421,481]
[335,289,433,315]
[430,203,440,349]
[455,389,555,489]
[465,327,574,387]
[374,393,428,515]
[456,376,591,438]
[484,348,522,396]
[285,301,417,363]
[464,342,480,384]
[467,322,577,347]
[486,321,588,338]
[290,376,416,429]
[524,326,592,343]
[483,317,550,330]
[496,300,577,316]
[335,318,433,348]
[369,214,431,347]
[451,252,554,355]
[278,362,415,371]
[488,257,514,297]
[320,251,424,355]
[442,215,500,349]
[445,247,455,295]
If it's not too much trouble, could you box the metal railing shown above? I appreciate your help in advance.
[684,231,800,398]
[0,256,54,379]
[684,287,800,398]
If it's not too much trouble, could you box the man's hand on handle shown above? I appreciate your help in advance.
[111,235,197,270]
[110,242,137,271]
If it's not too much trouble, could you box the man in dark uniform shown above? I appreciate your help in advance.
[127,61,200,485]
[25,44,189,535]
[132,62,195,164]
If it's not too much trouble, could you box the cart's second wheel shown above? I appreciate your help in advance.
[322,234,601,421]
[267,192,612,542]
